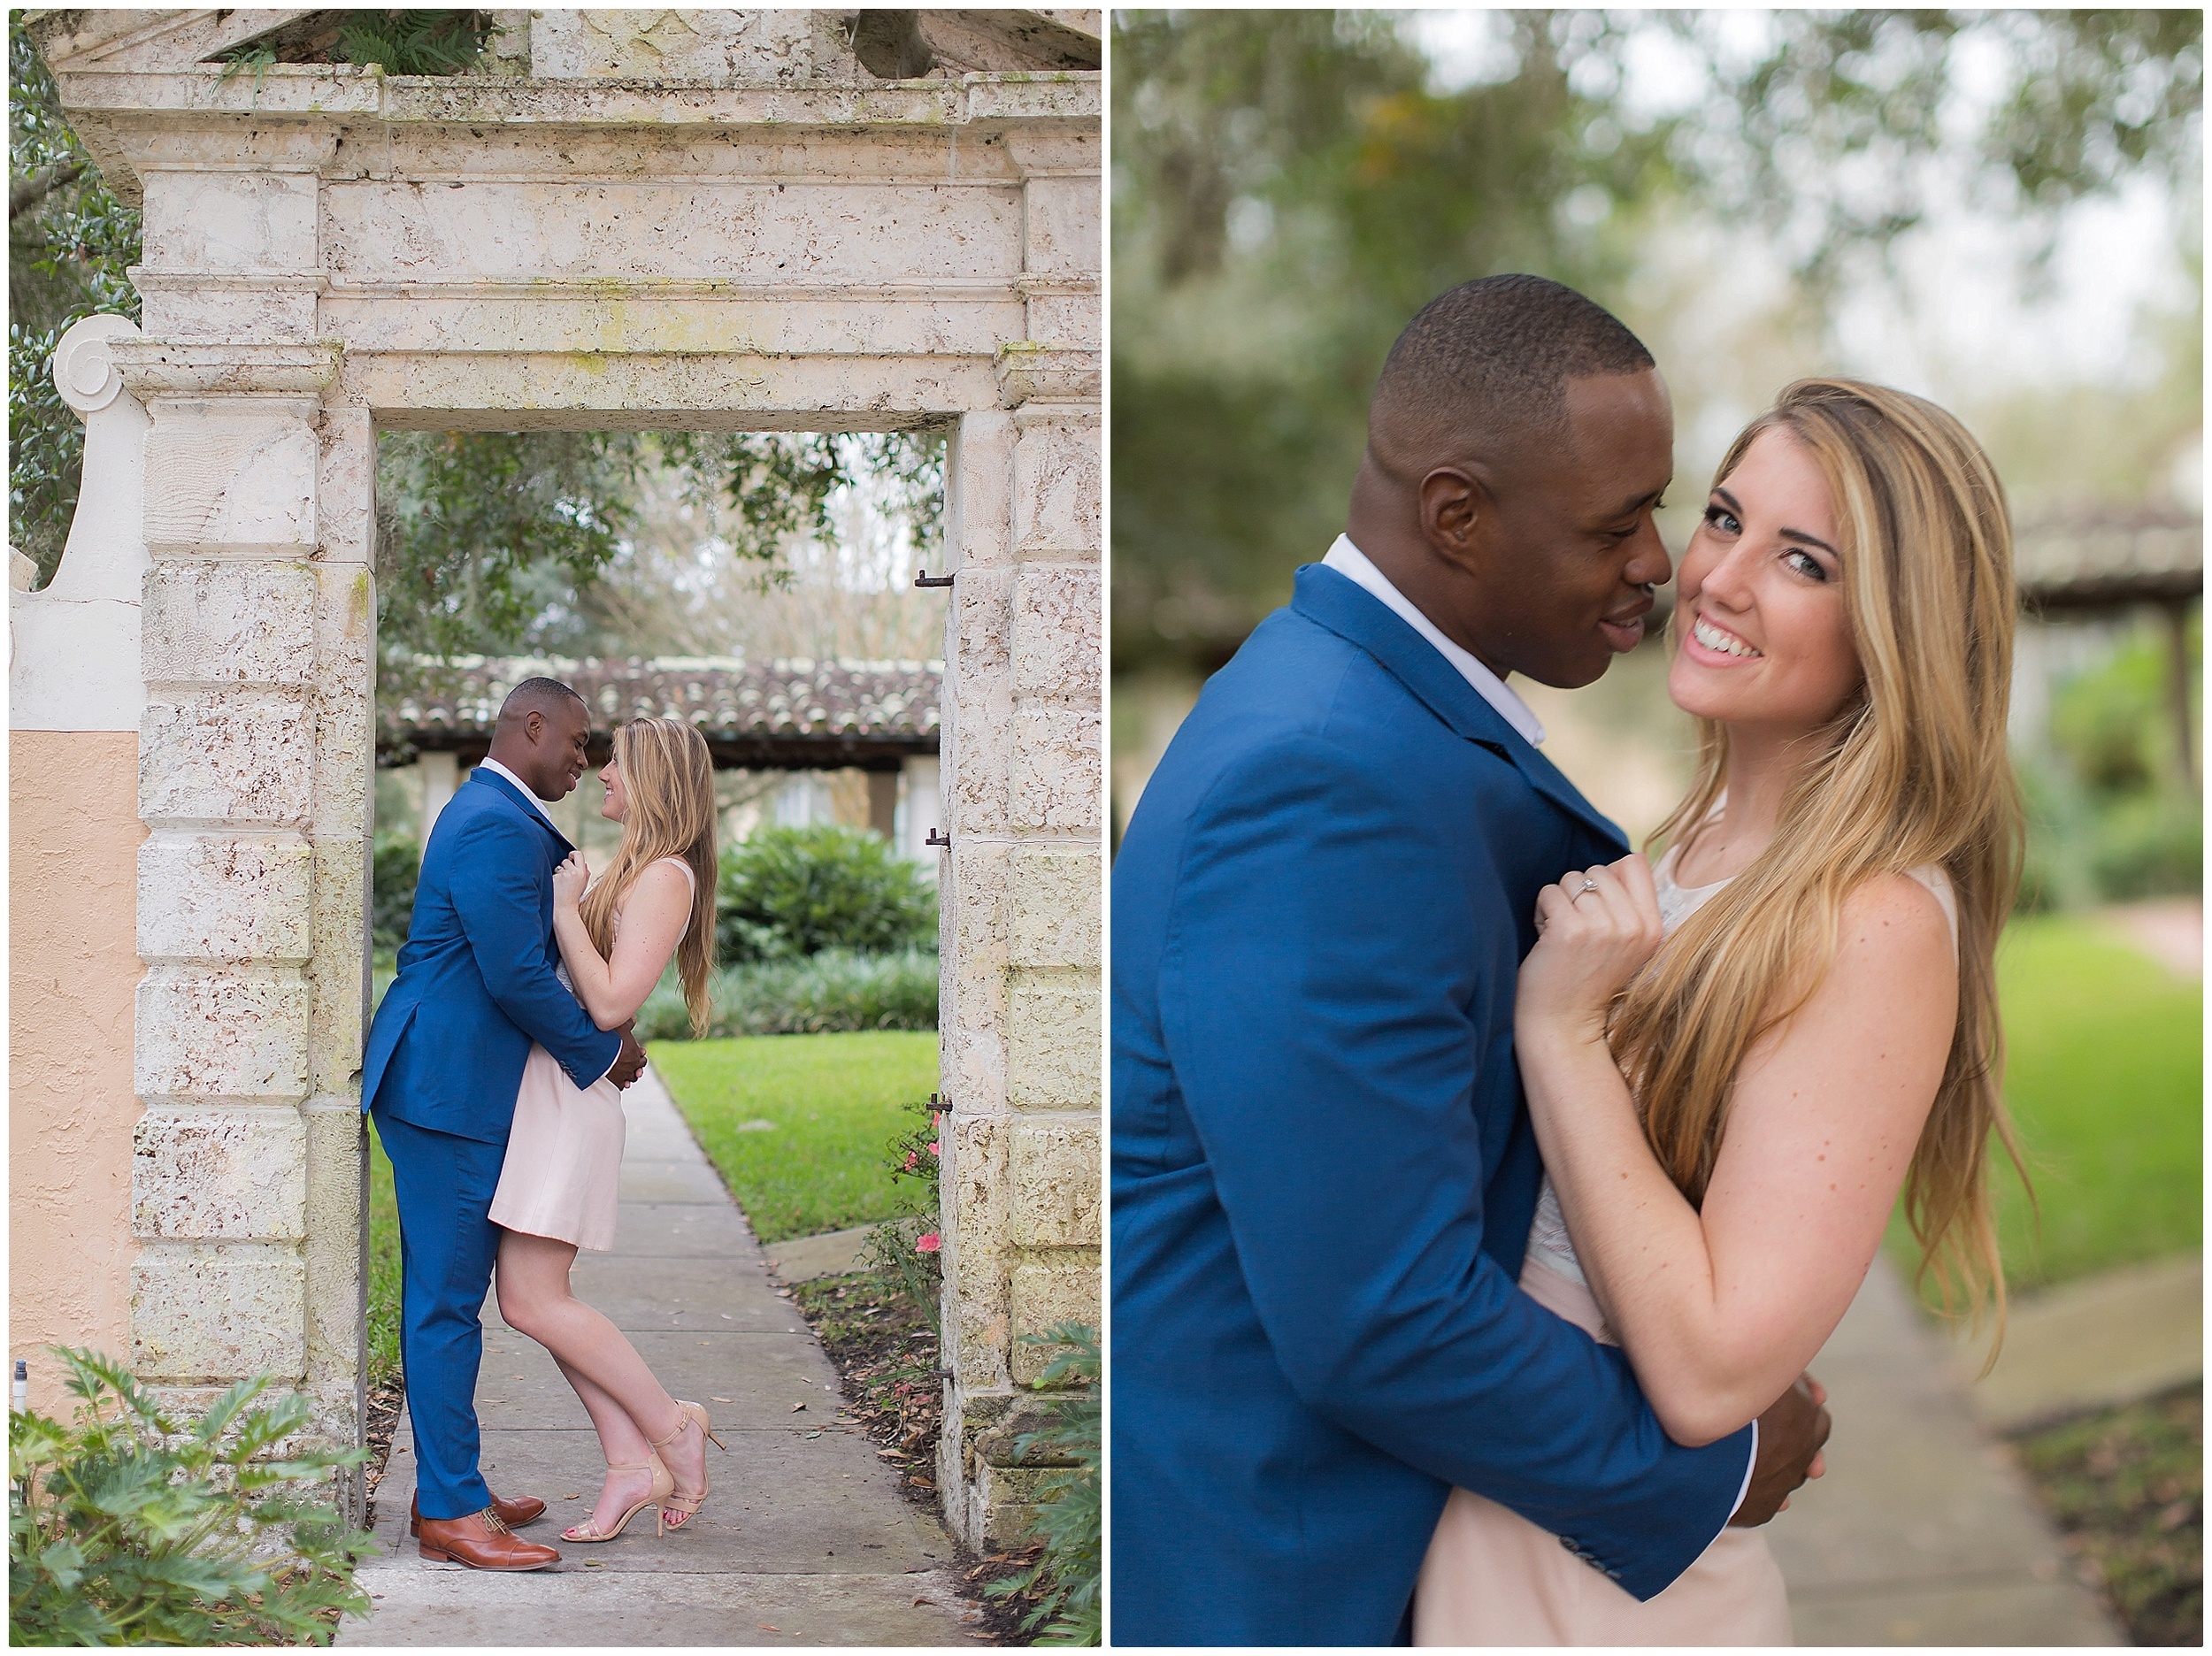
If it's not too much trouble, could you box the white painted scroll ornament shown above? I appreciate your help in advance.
[10,313,151,732]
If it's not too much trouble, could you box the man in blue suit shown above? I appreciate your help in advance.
[363,678,646,1571]
[1111,277,1831,1643]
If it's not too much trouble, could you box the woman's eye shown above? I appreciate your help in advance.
[1784,548,1828,581]
[1703,503,1740,534]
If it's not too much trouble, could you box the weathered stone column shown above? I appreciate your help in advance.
[116,336,372,1517]
[936,119,1102,1548]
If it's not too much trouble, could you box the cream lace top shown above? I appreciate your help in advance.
[1521,840,1957,1291]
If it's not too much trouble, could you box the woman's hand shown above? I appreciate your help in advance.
[1518,852,1664,1043]
[552,850,588,909]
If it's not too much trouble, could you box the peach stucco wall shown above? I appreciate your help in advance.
[11,729,144,1416]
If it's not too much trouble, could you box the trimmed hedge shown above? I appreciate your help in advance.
[636,948,938,1039]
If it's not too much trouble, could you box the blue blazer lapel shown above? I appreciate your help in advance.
[469,767,578,855]
[1291,564,1628,855]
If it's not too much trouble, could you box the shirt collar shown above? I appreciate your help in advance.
[1322,534,1546,747]
[475,756,564,831]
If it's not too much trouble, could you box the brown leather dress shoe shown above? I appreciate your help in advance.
[415,1508,560,1570]
[411,1491,548,1537]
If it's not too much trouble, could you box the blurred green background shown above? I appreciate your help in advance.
[1112,10,2201,1292]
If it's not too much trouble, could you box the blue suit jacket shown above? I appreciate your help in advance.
[363,768,622,1144]
[1110,566,1751,1645]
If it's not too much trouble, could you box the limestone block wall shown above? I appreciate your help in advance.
[936,125,1102,1548]
[116,333,371,1502]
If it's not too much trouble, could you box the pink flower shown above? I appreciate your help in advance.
[903,1151,918,1169]
[916,1231,941,1254]
[927,1141,940,1156]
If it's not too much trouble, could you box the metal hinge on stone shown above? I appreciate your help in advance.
[913,569,955,588]
[926,828,950,849]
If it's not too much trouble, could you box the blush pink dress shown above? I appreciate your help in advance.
[487,858,694,1253]
[1412,847,1957,1647]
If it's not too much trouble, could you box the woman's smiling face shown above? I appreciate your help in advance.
[1669,425,1863,738]
[599,755,627,823]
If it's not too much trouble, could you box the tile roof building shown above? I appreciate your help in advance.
[378,654,942,770]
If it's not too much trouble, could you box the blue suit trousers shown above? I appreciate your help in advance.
[373,1106,506,1521]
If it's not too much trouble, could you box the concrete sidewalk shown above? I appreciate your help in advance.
[338,1067,977,1647]
[1767,1258,2125,1645]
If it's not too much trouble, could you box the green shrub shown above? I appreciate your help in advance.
[2090,791,2203,901]
[715,825,936,963]
[10,1348,373,1646]
[986,1325,1102,1646]
[635,949,937,1039]
[369,834,419,954]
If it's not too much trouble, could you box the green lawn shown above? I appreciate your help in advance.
[365,1122,400,1390]
[1887,912,2201,1299]
[651,1031,940,1243]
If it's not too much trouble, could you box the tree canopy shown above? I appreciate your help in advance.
[1113,9,2203,677]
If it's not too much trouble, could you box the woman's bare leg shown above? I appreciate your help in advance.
[495,1229,708,1531]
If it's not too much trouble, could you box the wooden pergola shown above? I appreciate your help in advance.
[2015,507,2202,787]
[377,654,943,846]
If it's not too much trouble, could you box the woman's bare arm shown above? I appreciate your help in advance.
[552,858,692,1031]
[1517,862,1955,1445]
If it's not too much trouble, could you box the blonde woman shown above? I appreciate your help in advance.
[1416,380,2025,1644]
[488,717,726,1546]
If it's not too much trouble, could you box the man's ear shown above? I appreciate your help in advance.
[521,709,547,746]
[1417,464,1497,574]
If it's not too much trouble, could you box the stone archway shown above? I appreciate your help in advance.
[17,9,1098,1545]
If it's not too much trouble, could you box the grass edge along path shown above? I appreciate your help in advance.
[2013,1383,2202,1646]
[652,1030,941,1244]
[1886,910,2200,1300]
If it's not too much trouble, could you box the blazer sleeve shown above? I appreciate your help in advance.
[447,813,624,1090]
[1157,735,1751,1601]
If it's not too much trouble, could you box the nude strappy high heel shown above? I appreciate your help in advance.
[651,1400,726,1530]
[560,1454,675,1543]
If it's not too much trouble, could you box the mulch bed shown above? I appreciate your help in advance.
[789,1269,1056,1644]
[2012,1382,2202,1645]
[361,1378,405,1530]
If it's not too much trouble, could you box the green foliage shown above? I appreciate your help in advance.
[332,11,497,75]
[657,431,945,579]
[634,948,938,1039]
[213,10,498,80]
[370,428,944,670]
[650,1030,940,1243]
[985,1324,1102,1646]
[2041,614,2202,903]
[861,1094,944,1330]
[9,1348,373,1646]
[373,432,641,665]
[364,1123,401,1392]
[369,834,419,954]
[715,824,938,963]
[9,12,143,588]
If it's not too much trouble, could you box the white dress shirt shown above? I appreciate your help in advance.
[472,756,621,1088]
[475,756,565,832]
[1322,534,1760,1522]
[1322,534,1546,747]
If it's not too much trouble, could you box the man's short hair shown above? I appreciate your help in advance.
[497,676,587,726]
[1370,274,1655,472]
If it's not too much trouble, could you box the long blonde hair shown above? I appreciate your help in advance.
[580,717,718,1038]
[1610,378,2028,1342]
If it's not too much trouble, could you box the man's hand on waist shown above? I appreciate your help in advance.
[1729,1373,1830,1528]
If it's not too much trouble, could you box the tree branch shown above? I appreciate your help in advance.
[11,157,86,222]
